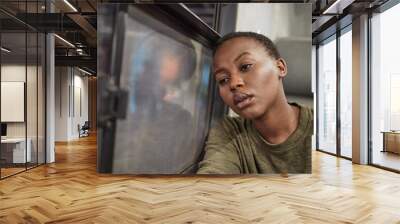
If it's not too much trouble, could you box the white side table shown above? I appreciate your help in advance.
[1,138,32,163]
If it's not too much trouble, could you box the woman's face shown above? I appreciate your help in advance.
[213,37,287,119]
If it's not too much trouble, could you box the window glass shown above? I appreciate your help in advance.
[339,29,352,158]
[371,3,400,171]
[1,31,28,177]
[317,36,337,154]
[98,5,214,174]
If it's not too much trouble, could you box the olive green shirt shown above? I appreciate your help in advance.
[197,103,313,174]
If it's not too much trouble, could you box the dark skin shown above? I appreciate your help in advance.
[213,37,299,144]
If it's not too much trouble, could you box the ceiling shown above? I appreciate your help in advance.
[0,0,391,75]
[0,0,97,73]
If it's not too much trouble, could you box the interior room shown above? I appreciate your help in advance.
[0,0,399,223]
[0,23,46,178]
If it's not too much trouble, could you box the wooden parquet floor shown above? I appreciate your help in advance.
[1,167,26,178]
[1,134,400,224]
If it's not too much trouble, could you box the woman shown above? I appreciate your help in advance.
[197,32,313,174]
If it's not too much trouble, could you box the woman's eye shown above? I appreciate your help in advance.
[218,78,229,85]
[240,64,252,72]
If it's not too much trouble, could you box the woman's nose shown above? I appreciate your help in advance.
[229,73,245,91]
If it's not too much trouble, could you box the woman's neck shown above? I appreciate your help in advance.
[252,90,300,144]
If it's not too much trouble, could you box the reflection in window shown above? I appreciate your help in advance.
[98,5,214,174]
[318,37,337,154]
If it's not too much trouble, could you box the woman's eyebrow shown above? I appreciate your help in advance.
[234,52,251,62]
[213,68,225,76]
[212,52,251,76]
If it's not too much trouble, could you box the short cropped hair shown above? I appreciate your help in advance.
[213,32,281,60]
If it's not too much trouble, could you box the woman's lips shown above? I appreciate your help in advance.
[233,93,254,109]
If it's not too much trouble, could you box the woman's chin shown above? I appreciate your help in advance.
[235,108,262,120]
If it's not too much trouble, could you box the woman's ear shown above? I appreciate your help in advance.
[276,58,288,79]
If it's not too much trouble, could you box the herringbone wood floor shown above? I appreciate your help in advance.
[1,134,400,224]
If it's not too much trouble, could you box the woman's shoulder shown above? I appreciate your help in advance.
[289,102,314,135]
[289,102,313,118]
[220,115,248,131]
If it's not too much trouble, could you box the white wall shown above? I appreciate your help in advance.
[1,63,46,164]
[55,67,89,141]
[1,65,35,138]
[1,65,26,143]
[1,82,25,122]
[72,72,89,138]
[55,67,69,141]
[235,3,312,99]
[1,64,26,81]
[1,65,26,131]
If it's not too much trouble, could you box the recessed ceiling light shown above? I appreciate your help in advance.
[322,0,353,14]
[1,47,11,53]
[78,67,93,76]
[54,34,75,48]
[63,0,78,12]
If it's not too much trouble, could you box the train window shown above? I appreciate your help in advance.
[98,4,215,174]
